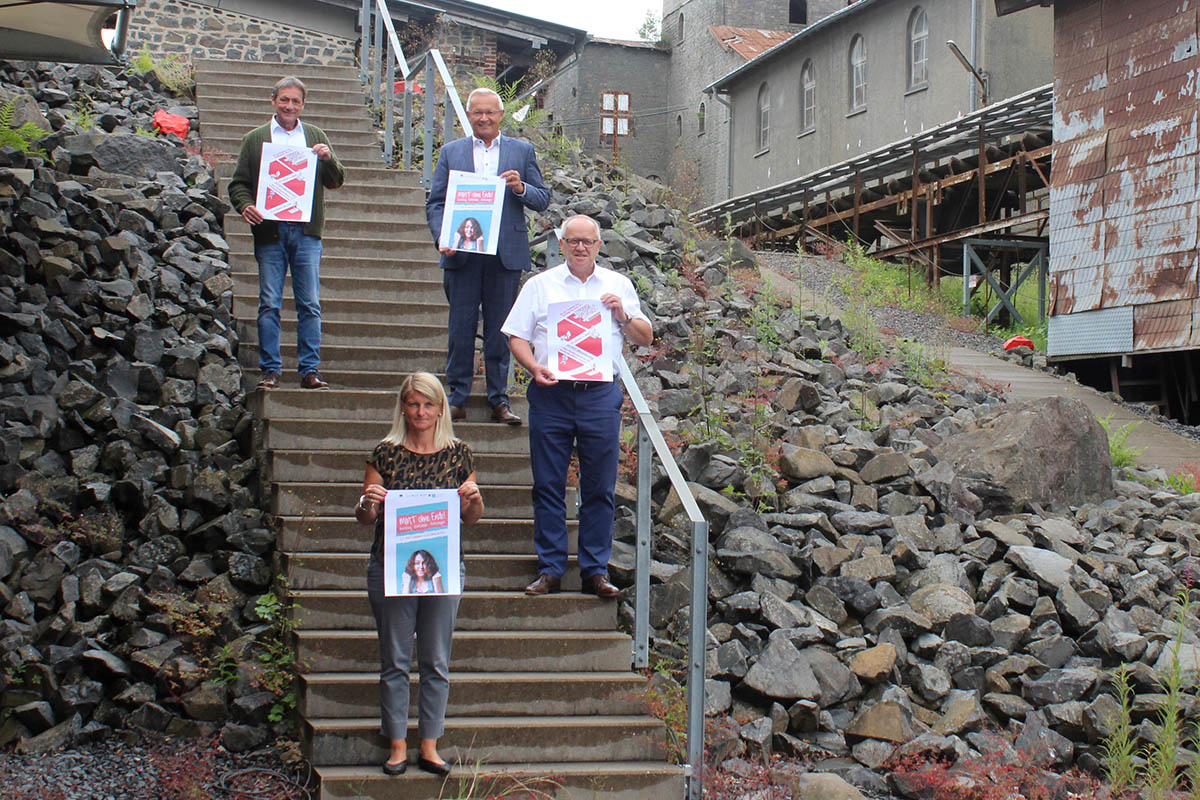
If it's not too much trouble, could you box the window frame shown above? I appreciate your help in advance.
[756,81,770,151]
[799,60,815,134]
[849,34,867,112]
[908,7,929,90]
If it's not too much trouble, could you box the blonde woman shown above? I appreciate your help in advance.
[354,372,483,776]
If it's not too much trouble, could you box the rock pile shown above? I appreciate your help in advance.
[0,60,276,754]
[519,127,1198,794]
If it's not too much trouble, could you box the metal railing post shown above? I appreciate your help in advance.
[633,422,651,668]
[371,4,383,108]
[444,90,457,142]
[359,0,369,84]
[383,36,395,165]
[402,80,413,170]
[686,518,709,800]
[423,53,435,188]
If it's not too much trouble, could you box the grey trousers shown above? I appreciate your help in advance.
[367,556,462,740]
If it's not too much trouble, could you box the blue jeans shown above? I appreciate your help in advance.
[527,380,623,578]
[255,222,322,375]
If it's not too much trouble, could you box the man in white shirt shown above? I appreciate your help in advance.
[502,215,653,597]
[426,88,550,425]
[228,76,345,391]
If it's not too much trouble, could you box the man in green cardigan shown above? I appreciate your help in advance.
[228,76,345,390]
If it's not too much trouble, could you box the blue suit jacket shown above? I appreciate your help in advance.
[426,134,550,271]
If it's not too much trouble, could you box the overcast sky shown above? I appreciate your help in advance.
[485,0,658,41]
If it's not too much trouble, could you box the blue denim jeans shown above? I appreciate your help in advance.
[255,222,322,375]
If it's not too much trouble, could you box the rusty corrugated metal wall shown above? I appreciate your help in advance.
[1050,0,1199,353]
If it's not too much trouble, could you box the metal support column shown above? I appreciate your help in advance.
[685,518,709,800]
[633,424,651,668]
[371,4,383,108]
[383,37,395,165]
[423,53,435,188]
[359,0,369,84]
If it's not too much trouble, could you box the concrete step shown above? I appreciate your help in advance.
[278,517,572,555]
[237,319,445,350]
[292,590,612,631]
[228,253,437,277]
[223,202,425,228]
[230,273,443,303]
[268,448,533,483]
[196,93,374,119]
[296,629,634,673]
[225,231,432,259]
[286,553,578,592]
[249,390,527,423]
[195,59,363,78]
[201,134,385,164]
[303,715,668,768]
[237,343,444,374]
[316,761,684,800]
[272,483,545,519]
[225,217,429,242]
[299,670,650,718]
[199,119,375,142]
[213,161,423,188]
[232,296,446,326]
[262,419,530,453]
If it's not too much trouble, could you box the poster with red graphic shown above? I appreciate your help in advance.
[255,142,317,223]
[383,489,461,596]
[548,299,613,382]
[438,170,505,256]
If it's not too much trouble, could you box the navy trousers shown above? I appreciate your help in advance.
[527,380,623,579]
[442,255,522,409]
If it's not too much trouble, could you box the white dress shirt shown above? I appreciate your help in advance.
[271,116,307,147]
[472,134,501,176]
[501,263,648,377]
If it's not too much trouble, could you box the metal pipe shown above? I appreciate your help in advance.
[686,518,709,800]
[372,3,384,108]
[111,4,132,60]
[708,89,733,201]
[423,52,435,188]
[402,78,413,170]
[633,423,651,668]
[359,0,369,84]
[384,34,394,165]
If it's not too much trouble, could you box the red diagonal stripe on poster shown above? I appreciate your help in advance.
[577,335,602,357]
[557,318,587,338]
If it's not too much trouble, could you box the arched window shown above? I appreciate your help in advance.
[849,35,866,111]
[757,82,770,150]
[676,114,683,138]
[800,60,815,132]
[789,0,808,24]
[677,12,684,43]
[908,8,929,88]
[698,102,706,135]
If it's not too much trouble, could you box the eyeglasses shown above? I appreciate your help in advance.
[563,237,599,247]
[468,109,502,118]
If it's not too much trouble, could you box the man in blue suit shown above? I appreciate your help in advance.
[426,88,550,425]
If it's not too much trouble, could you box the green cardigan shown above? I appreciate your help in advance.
[227,120,346,245]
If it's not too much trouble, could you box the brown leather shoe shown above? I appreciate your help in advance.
[300,371,329,389]
[257,371,281,389]
[450,405,466,421]
[491,403,521,425]
[524,574,561,596]
[582,573,619,598]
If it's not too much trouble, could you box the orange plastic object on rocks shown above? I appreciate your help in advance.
[1003,335,1035,351]
[152,110,189,139]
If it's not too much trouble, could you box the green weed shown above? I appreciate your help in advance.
[1098,414,1145,469]
[0,97,48,158]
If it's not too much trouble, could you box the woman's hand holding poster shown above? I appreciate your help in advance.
[383,489,461,596]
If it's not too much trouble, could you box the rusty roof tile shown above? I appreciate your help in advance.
[708,26,795,62]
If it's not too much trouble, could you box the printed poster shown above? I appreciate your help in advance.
[256,142,317,223]
[548,299,614,382]
[439,170,505,256]
[383,489,461,597]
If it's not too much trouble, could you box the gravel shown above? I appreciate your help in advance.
[0,734,313,800]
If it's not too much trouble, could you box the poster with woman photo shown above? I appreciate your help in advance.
[383,488,461,596]
[437,170,504,255]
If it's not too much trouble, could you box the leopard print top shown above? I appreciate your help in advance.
[367,439,474,560]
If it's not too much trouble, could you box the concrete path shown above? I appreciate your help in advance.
[761,266,1200,475]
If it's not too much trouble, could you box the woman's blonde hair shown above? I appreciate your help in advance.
[382,372,456,449]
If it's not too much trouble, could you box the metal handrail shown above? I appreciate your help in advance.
[360,0,471,185]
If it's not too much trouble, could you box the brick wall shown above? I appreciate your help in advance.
[126,0,356,65]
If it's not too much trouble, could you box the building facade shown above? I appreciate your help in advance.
[710,0,1052,199]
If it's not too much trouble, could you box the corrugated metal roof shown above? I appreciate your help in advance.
[708,26,796,62]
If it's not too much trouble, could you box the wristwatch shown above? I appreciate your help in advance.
[356,494,370,512]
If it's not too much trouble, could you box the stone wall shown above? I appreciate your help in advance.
[433,17,498,83]
[126,0,355,66]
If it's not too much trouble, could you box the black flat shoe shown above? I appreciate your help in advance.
[382,760,407,775]
[417,757,451,776]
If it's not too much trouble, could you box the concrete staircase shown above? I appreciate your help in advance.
[194,59,684,799]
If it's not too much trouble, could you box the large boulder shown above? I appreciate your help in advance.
[917,397,1111,519]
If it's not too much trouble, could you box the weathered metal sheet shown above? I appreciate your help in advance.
[1048,305,1134,357]
[1048,2,1200,356]
[1135,298,1194,350]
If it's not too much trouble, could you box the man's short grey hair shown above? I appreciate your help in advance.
[466,87,503,111]
[562,214,602,240]
[273,76,307,101]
